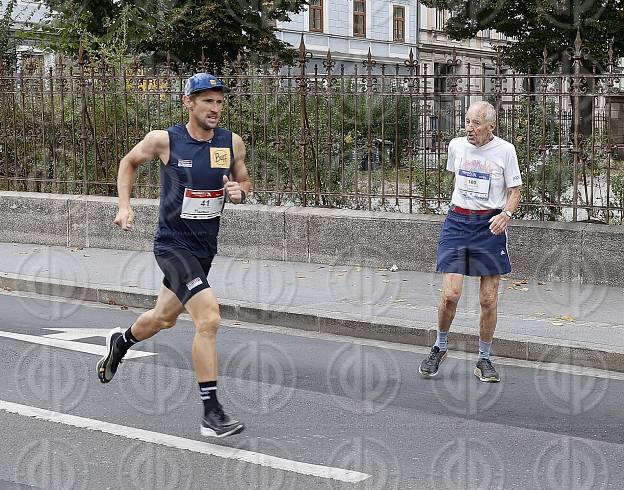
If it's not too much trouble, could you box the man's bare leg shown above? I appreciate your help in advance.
[185,288,244,437]
[97,285,183,383]
[474,274,501,382]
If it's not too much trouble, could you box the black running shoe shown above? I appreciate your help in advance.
[419,346,447,377]
[97,327,127,383]
[474,358,500,383]
[201,405,245,438]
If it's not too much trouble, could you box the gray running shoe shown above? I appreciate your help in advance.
[97,327,127,383]
[201,405,245,438]
[419,346,447,377]
[474,358,500,383]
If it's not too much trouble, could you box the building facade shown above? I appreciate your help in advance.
[1,0,51,73]
[275,1,509,70]
[275,0,419,69]
[275,1,512,133]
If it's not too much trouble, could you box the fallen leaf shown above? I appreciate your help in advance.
[232,321,241,325]
[3,287,13,292]
[120,305,128,310]
[559,315,576,322]
[296,274,308,279]
[107,299,117,305]
[355,267,362,272]
[335,273,344,277]
[537,281,546,285]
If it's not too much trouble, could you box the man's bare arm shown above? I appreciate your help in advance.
[489,185,522,235]
[504,186,521,215]
[115,130,169,230]
[223,133,252,204]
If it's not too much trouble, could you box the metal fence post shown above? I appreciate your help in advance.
[296,35,310,207]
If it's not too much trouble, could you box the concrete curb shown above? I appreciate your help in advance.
[2,272,623,373]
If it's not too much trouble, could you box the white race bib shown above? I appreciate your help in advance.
[457,169,491,200]
[180,188,225,219]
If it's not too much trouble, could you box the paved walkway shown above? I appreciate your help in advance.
[1,242,623,368]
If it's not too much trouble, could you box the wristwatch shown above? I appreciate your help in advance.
[503,210,513,218]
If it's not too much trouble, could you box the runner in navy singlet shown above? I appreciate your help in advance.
[97,73,251,438]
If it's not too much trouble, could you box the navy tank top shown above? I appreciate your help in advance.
[154,124,234,257]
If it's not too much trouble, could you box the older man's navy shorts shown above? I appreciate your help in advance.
[436,209,511,276]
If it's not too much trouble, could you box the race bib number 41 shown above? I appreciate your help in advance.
[180,188,225,219]
[457,169,491,200]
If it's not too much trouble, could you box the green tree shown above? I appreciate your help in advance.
[0,0,17,69]
[420,0,624,73]
[34,0,307,65]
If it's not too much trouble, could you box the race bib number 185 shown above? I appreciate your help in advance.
[457,169,491,200]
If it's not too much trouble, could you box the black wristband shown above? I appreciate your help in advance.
[239,190,246,203]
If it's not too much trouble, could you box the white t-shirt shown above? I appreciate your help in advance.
[447,136,522,210]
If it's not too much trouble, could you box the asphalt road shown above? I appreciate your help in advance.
[0,291,622,489]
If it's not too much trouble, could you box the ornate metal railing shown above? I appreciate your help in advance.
[0,33,622,222]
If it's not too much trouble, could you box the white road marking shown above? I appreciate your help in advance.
[0,400,370,483]
[42,328,113,340]
[0,330,154,359]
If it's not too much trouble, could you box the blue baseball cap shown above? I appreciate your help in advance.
[184,73,230,96]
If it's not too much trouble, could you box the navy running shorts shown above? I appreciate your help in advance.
[436,209,511,276]
[155,249,213,305]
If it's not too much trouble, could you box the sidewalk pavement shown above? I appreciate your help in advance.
[0,242,623,372]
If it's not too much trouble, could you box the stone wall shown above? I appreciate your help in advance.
[2,191,622,287]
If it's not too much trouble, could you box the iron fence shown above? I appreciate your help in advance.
[1,33,623,222]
